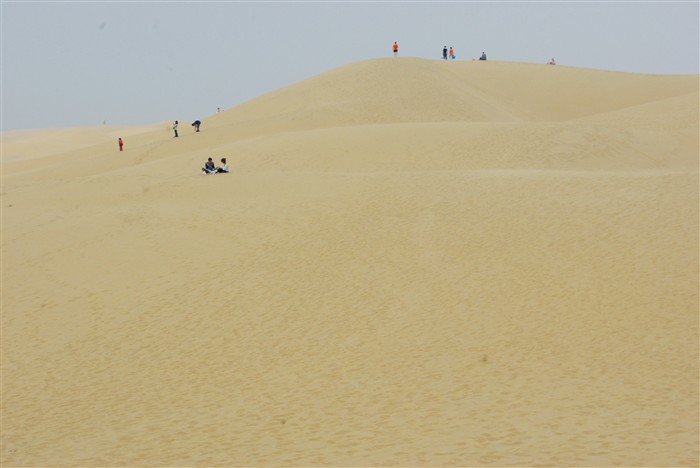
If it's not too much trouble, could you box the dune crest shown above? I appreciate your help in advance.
[212,58,698,129]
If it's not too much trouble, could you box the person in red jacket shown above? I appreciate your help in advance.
[118,137,124,151]
[393,42,398,57]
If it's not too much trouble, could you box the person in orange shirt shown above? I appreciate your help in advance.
[393,42,398,57]
[449,47,454,59]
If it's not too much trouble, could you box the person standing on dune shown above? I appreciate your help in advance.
[443,46,448,60]
[173,120,179,138]
[393,41,398,57]
[118,137,123,151]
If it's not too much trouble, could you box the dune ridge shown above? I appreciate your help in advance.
[2,58,698,466]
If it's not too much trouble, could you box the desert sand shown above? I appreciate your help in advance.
[2,58,698,466]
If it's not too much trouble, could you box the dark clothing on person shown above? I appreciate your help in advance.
[479,52,487,61]
[192,120,201,132]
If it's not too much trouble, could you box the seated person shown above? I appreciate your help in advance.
[548,58,556,65]
[202,157,216,174]
[216,158,229,173]
[479,52,487,61]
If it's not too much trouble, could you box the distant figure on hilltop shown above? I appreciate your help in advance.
[173,120,179,138]
[548,58,556,65]
[393,42,398,57]
[192,120,201,132]
[118,137,124,151]
[449,47,455,60]
[479,52,487,61]
[442,46,448,60]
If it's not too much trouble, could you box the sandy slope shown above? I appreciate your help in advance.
[2,58,698,467]
[0,122,172,163]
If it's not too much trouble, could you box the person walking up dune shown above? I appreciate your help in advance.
[173,120,179,138]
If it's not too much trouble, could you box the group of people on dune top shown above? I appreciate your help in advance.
[391,42,554,65]
[392,41,485,61]
[443,46,457,60]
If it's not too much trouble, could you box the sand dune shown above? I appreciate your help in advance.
[2,58,698,466]
[0,122,172,163]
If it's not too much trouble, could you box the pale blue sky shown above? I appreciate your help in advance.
[2,1,698,131]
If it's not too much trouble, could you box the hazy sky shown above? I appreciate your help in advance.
[2,1,698,131]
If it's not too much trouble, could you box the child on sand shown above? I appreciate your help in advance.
[216,158,229,173]
[202,157,216,174]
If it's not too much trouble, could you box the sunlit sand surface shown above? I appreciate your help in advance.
[2,58,698,466]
